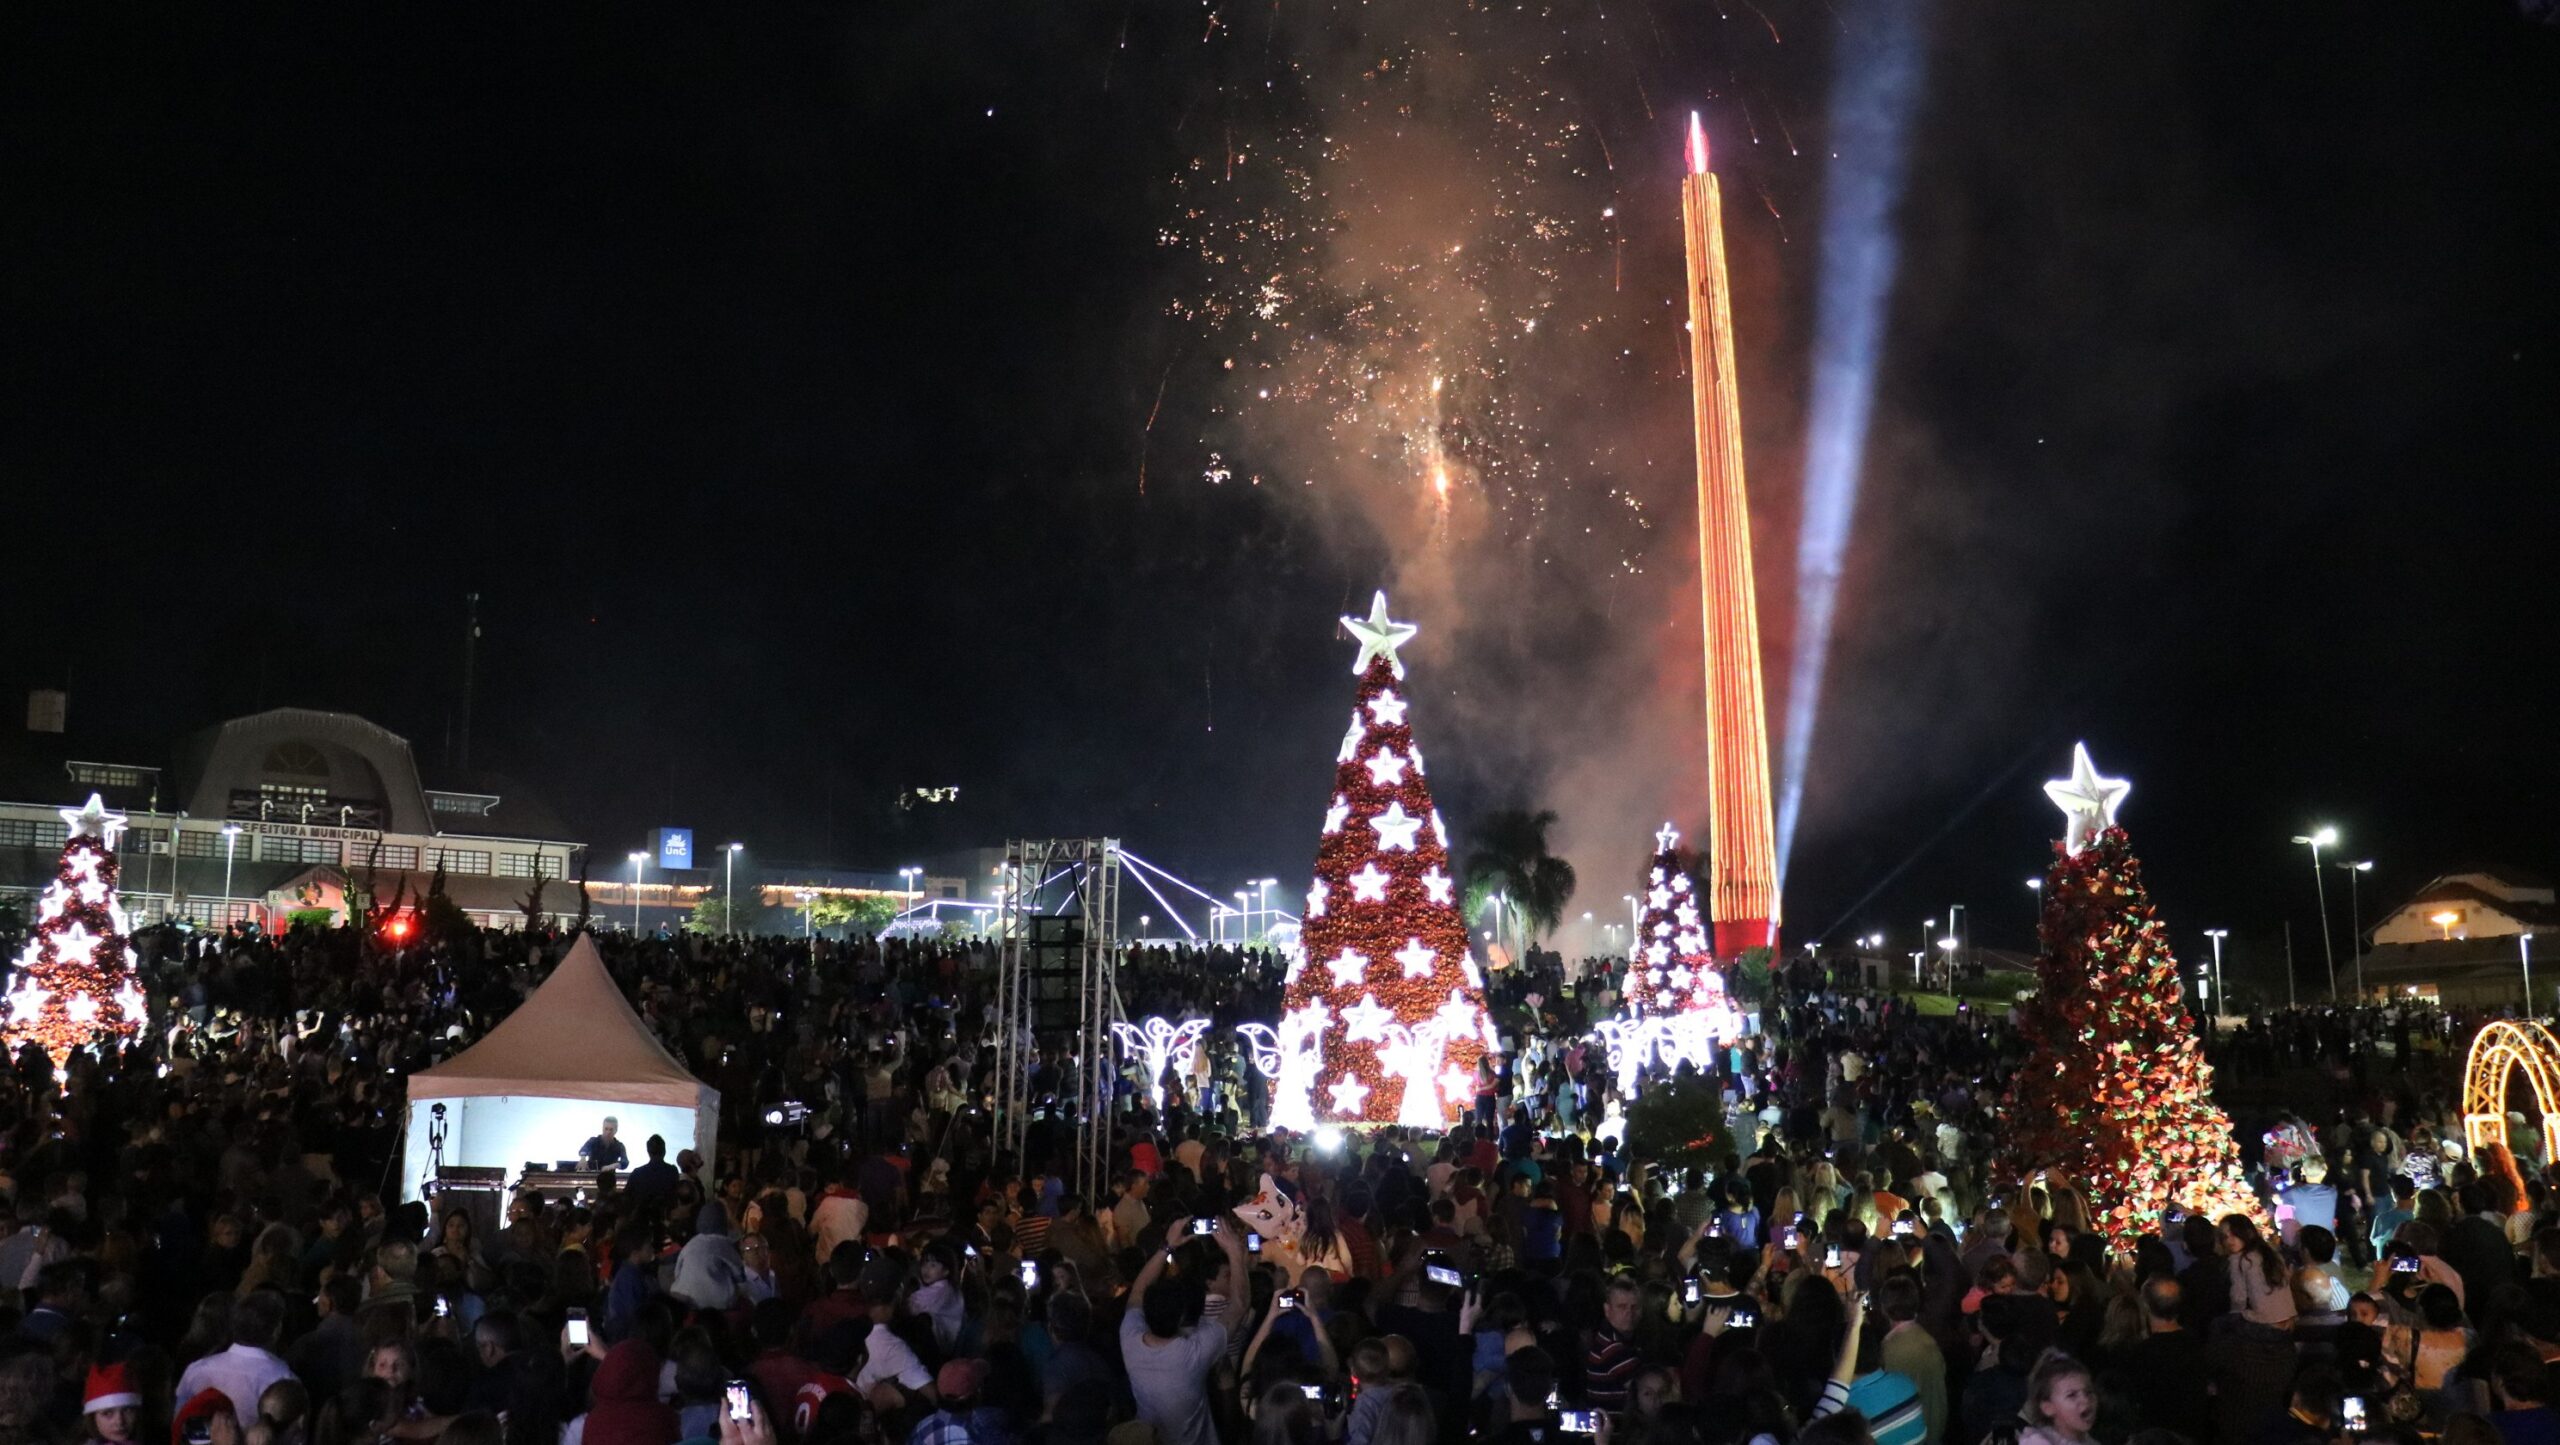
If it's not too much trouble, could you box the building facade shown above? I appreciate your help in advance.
[1,697,583,930]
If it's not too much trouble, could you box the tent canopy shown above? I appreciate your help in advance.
[411,934,711,1111]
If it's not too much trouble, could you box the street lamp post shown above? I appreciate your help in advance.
[2524,932,2539,1018]
[1235,890,1252,946]
[2291,827,2340,999]
[1258,879,1279,946]
[628,851,648,934]
[220,824,242,927]
[1949,903,1968,990]
[2338,859,2373,1001]
[2204,929,2228,1011]
[899,866,922,924]
[1923,917,1937,988]
[724,843,745,938]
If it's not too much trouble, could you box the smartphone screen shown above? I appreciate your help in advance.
[1247,1232,1263,1253]
[726,1382,753,1422]
[1299,1384,1326,1402]
[1190,1219,1217,1236]
[1277,1290,1303,1310]
[567,1310,589,1346]
[1683,1279,1701,1304]
[1825,1244,1844,1269]
[1018,1260,1041,1289]
[434,1297,451,1318]
[1559,1410,1598,1435]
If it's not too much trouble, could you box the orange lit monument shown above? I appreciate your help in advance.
[1681,113,1782,955]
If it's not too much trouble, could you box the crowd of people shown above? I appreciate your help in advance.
[0,913,2547,1445]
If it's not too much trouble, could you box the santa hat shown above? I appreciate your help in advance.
[83,1363,140,1415]
[171,1388,233,1444]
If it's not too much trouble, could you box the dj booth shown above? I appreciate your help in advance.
[398,938,721,1208]
[423,1161,628,1239]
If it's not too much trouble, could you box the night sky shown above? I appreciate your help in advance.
[5,2,2555,989]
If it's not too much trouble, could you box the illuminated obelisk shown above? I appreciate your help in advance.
[1680,112,1782,955]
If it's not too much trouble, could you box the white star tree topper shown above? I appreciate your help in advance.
[2044,741,2132,855]
[1342,590,1420,680]
[1654,821,1681,853]
[60,794,127,851]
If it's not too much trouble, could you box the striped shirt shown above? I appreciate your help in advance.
[1583,1328,1639,1410]
[1814,1370,1927,1445]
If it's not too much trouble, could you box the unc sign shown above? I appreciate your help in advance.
[655,828,694,871]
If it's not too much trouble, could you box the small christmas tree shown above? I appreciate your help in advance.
[1271,591,1494,1129]
[4,795,150,1074]
[1601,823,1741,1096]
[1620,823,1728,1017]
[2001,744,2257,1249]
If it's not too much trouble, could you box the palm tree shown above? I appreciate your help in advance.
[1460,808,1578,961]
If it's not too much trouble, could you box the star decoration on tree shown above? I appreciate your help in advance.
[1323,796,1350,834]
[1347,863,1390,902]
[1393,937,1438,978]
[1341,590,1419,679]
[1440,1065,1475,1104]
[2044,741,2132,855]
[1306,881,1328,918]
[1370,801,1423,852]
[1654,821,1681,852]
[1363,747,1410,787]
[1421,867,1454,904]
[1338,716,1364,763]
[1367,690,1408,726]
[1340,993,1396,1043]
[1327,1075,1372,1115]
[60,794,127,850]
[1324,947,1371,987]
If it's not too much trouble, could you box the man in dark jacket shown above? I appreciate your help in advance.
[2116,1278,2213,1444]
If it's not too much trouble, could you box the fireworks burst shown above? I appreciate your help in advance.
[1159,0,1809,571]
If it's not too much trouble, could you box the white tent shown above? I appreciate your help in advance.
[401,935,719,1200]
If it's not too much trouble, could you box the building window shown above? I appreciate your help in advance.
[258,783,330,812]
[495,852,560,880]
[257,835,342,866]
[264,742,330,778]
[429,792,499,817]
[121,827,169,856]
[67,762,154,789]
[355,842,420,871]
[432,848,493,876]
[178,829,239,859]
[179,898,255,928]
[0,818,67,850]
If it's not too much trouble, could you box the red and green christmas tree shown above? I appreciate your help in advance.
[4,795,150,1074]
[1277,591,1494,1129]
[2000,744,2258,1250]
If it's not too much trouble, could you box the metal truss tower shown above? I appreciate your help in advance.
[993,838,1123,1203]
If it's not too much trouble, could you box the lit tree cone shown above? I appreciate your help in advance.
[1277,591,1496,1128]
[4,795,150,1075]
[2000,745,2260,1251]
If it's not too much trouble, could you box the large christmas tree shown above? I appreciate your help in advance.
[2001,744,2257,1249]
[1274,591,1494,1129]
[3,795,150,1074]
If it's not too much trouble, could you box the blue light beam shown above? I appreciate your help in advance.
[1775,0,1935,879]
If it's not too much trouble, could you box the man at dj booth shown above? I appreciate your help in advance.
[578,1116,629,1172]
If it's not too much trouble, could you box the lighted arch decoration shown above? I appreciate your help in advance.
[2462,1020,2560,1163]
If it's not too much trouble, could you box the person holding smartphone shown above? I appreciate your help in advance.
[1122,1215,1247,1445]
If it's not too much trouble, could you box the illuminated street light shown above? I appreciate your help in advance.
[724,843,745,939]
[2291,828,2340,999]
[2203,929,2228,1008]
[899,866,922,924]
[2337,859,2373,1000]
[629,852,648,934]
[221,824,243,926]
[2526,933,2539,1019]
